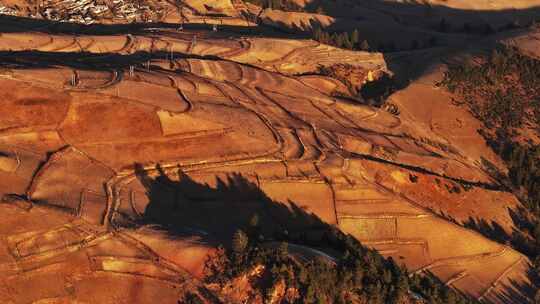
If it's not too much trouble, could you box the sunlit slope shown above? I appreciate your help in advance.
[0,28,533,301]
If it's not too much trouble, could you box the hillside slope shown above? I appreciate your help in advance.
[0,1,539,303]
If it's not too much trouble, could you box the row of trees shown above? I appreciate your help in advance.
[312,27,439,52]
[204,213,477,304]
[312,28,369,51]
[246,1,442,52]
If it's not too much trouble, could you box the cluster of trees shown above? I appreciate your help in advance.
[316,64,362,97]
[439,46,540,292]
[482,142,540,304]
[312,27,370,51]
[439,46,540,136]
[312,27,439,52]
[503,145,540,207]
[205,214,476,304]
[489,141,540,258]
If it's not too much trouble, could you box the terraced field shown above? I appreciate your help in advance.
[0,0,539,303]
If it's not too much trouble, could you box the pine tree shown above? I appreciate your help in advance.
[320,31,330,44]
[278,242,288,259]
[446,291,457,304]
[249,213,259,227]
[351,29,359,46]
[313,26,322,42]
[382,269,392,284]
[359,39,370,51]
[232,229,249,255]
[248,213,262,239]
[342,33,353,49]
[333,33,343,48]
[185,292,204,304]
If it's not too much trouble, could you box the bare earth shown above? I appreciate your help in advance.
[0,0,539,303]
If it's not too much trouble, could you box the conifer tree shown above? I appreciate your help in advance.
[232,229,248,255]
[278,242,288,259]
[342,32,353,49]
[332,33,341,47]
[351,29,359,46]
[360,39,370,51]
[313,26,322,42]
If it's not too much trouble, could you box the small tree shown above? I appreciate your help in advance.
[248,213,262,239]
[278,242,288,259]
[320,31,330,44]
[313,26,322,42]
[232,229,249,255]
[351,29,360,46]
[249,213,259,227]
[342,33,353,49]
[333,33,344,48]
[360,39,370,51]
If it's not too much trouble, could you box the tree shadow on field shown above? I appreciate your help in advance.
[436,207,540,302]
[462,206,539,260]
[132,163,331,248]
[132,163,538,303]
[436,207,538,257]
[0,49,223,71]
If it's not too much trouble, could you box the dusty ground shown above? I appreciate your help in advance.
[0,1,538,303]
